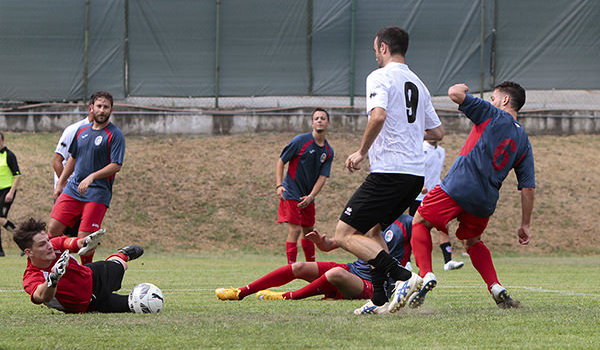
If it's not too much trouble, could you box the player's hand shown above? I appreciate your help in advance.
[4,192,14,203]
[517,225,531,245]
[78,228,105,256]
[53,184,64,199]
[305,229,326,247]
[346,151,365,173]
[78,175,94,195]
[276,186,286,201]
[297,195,313,208]
[421,186,428,195]
[47,250,70,287]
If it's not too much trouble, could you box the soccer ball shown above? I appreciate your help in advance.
[128,283,164,314]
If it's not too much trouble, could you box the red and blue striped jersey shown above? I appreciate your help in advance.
[280,132,333,202]
[440,93,535,218]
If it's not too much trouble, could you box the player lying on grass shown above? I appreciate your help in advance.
[14,218,144,313]
[216,214,413,315]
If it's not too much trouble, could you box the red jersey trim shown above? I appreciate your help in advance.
[459,118,492,156]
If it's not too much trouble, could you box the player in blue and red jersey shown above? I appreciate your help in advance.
[276,108,334,264]
[410,82,535,309]
[49,91,125,265]
[216,214,413,315]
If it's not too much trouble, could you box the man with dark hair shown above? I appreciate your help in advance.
[276,108,334,264]
[14,217,143,313]
[0,132,21,257]
[410,81,535,309]
[49,91,125,265]
[334,26,443,314]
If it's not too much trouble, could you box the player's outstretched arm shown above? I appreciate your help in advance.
[518,187,535,245]
[305,229,339,252]
[33,250,70,303]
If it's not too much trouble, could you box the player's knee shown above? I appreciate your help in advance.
[324,267,347,284]
[290,261,310,276]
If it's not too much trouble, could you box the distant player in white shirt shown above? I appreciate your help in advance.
[407,140,464,271]
[335,26,443,314]
[52,101,93,236]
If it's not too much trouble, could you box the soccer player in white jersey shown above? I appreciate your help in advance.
[334,26,444,314]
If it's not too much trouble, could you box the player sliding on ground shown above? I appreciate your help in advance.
[216,215,414,315]
[14,218,144,313]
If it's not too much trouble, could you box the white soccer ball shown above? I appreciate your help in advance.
[128,283,164,314]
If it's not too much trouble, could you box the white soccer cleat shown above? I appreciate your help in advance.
[387,273,423,313]
[353,300,390,315]
[491,283,521,309]
[408,272,437,308]
[78,228,105,256]
[404,261,413,271]
[443,260,465,271]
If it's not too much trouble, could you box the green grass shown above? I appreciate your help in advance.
[1,251,599,349]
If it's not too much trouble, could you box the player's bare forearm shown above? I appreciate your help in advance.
[32,282,57,304]
[58,157,76,188]
[275,158,286,200]
[518,187,535,245]
[424,125,444,141]
[53,153,65,178]
[92,163,122,180]
[359,108,386,155]
[309,175,328,198]
[305,229,339,252]
[448,83,469,105]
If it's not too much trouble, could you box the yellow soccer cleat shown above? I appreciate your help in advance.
[256,290,286,300]
[215,287,241,301]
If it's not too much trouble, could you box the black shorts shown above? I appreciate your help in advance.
[0,187,16,218]
[340,173,423,234]
[86,260,130,313]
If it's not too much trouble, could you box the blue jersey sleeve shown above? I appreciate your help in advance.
[319,144,334,177]
[459,93,495,125]
[279,136,301,163]
[110,128,126,165]
[514,140,536,189]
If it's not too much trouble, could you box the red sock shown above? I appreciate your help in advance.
[106,252,129,262]
[239,264,295,299]
[411,222,433,277]
[286,242,297,264]
[301,238,315,262]
[80,251,94,265]
[467,241,499,290]
[284,273,337,300]
[64,237,80,252]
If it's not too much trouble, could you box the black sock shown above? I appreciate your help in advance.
[3,220,15,232]
[368,250,412,283]
[369,268,388,306]
[440,242,452,264]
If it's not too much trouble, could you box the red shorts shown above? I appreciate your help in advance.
[316,262,373,300]
[417,185,490,240]
[277,200,315,227]
[51,193,107,233]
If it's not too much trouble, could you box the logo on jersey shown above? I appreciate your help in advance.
[82,134,89,139]
[369,92,377,98]
[94,136,103,146]
[384,229,394,242]
[344,207,352,216]
[320,153,327,163]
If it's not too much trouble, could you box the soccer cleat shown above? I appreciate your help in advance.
[256,290,286,300]
[387,272,423,313]
[408,272,437,309]
[118,245,144,261]
[491,283,521,309]
[353,300,389,315]
[215,287,241,301]
[443,260,465,271]
[77,228,105,255]
[404,261,413,271]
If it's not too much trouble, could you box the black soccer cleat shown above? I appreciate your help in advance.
[118,245,144,261]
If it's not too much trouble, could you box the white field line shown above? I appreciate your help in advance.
[1,285,599,297]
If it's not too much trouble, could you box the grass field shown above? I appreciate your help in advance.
[1,250,599,349]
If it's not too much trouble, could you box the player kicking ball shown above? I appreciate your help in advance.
[14,218,145,313]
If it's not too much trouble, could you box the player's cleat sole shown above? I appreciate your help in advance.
[443,260,465,271]
[77,228,105,255]
[353,300,389,315]
[215,287,241,301]
[491,283,521,309]
[408,272,437,309]
[388,273,423,313]
[256,290,286,300]
[118,245,144,260]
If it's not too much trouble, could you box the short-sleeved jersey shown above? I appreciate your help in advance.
[440,93,536,217]
[365,62,441,175]
[54,117,90,188]
[347,214,413,282]
[22,236,93,313]
[280,132,334,202]
[0,147,21,190]
[416,142,445,201]
[63,122,125,207]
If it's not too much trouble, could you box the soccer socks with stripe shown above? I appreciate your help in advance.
[238,264,295,299]
[301,238,316,262]
[106,252,129,262]
[284,273,337,300]
[411,222,433,277]
[440,242,452,264]
[467,241,499,290]
[286,242,297,264]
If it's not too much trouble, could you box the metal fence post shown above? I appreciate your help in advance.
[214,0,221,109]
[349,0,356,106]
